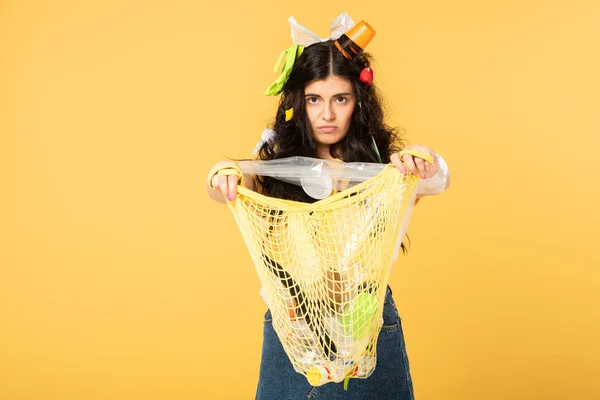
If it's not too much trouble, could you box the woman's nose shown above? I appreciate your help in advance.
[321,103,335,121]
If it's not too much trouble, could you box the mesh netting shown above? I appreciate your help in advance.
[224,163,420,386]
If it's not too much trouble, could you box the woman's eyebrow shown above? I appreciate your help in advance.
[304,92,352,97]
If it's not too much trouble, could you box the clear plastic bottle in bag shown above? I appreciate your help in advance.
[349,353,377,378]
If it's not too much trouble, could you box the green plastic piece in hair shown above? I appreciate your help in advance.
[265,44,304,96]
[371,135,382,163]
[344,376,350,391]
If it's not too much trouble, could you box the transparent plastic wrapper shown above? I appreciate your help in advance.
[416,153,449,196]
[238,155,449,200]
[239,156,388,200]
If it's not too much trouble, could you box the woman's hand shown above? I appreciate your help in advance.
[390,145,439,179]
[206,161,241,203]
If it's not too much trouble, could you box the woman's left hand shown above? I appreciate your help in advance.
[390,145,439,180]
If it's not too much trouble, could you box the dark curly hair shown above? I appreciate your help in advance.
[255,40,406,203]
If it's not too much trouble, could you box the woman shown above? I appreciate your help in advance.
[207,14,450,399]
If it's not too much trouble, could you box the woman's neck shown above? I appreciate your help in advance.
[315,144,340,160]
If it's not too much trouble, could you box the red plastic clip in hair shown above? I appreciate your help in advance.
[359,67,374,85]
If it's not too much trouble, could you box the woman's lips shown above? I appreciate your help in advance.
[318,126,337,133]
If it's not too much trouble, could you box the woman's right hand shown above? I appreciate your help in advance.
[207,161,241,202]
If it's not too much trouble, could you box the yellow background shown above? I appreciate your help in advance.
[2,1,599,399]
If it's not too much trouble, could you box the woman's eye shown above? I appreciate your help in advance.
[336,97,348,103]
[308,97,319,104]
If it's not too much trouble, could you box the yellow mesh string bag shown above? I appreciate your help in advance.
[213,149,432,387]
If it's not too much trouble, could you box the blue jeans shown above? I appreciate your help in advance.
[255,286,415,399]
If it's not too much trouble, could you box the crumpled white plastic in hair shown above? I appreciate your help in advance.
[252,128,277,155]
[288,12,355,46]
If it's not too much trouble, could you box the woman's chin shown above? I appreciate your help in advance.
[313,133,345,146]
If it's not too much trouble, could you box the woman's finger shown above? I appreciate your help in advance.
[227,175,238,201]
[428,157,440,176]
[402,154,418,176]
[211,175,220,190]
[390,153,406,174]
[218,175,229,200]
[414,157,426,179]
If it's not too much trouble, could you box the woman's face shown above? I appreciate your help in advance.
[304,75,356,159]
